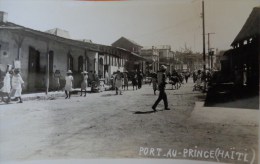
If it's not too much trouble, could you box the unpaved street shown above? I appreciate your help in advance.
[0,80,258,164]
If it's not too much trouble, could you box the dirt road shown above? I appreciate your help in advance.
[0,80,258,164]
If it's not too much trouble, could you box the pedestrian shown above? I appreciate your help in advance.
[152,65,170,111]
[11,68,24,103]
[150,72,157,95]
[192,71,197,83]
[0,65,12,103]
[54,70,61,91]
[92,71,100,92]
[105,70,109,85]
[243,64,247,86]
[122,71,128,90]
[88,71,94,87]
[184,72,190,83]
[64,70,73,99]
[80,71,88,97]
[131,72,138,90]
[114,70,123,95]
[137,70,143,89]
[193,70,202,91]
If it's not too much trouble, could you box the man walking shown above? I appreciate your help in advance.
[152,65,170,111]
[137,70,143,89]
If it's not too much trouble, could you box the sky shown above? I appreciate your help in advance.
[0,0,259,53]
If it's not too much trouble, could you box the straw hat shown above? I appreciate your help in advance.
[14,68,20,73]
[67,70,72,74]
[160,65,167,71]
[81,71,88,74]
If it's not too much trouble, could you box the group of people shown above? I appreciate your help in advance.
[0,65,25,103]
[113,69,143,95]
[192,69,212,91]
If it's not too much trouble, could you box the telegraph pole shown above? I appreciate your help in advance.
[207,32,215,69]
[202,0,206,72]
[202,0,206,92]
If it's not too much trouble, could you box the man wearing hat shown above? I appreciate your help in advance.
[152,65,170,111]
[80,71,88,97]
[65,70,73,99]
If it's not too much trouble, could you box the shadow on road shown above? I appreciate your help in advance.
[100,94,118,97]
[165,88,178,90]
[133,109,164,114]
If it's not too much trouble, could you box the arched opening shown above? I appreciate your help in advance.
[99,57,104,78]
[68,54,73,71]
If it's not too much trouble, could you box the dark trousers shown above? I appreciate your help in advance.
[138,79,142,89]
[152,89,168,109]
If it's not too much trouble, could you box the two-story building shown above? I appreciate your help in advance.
[156,45,174,73]
[112,36,146,73]
[140,46,159,74]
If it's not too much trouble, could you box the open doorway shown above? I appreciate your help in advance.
[28,47,40,91]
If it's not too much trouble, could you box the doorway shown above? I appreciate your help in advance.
[28,47,40,91]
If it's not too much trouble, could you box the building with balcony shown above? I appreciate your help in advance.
[156,45,174,73]
[140,46,159,74]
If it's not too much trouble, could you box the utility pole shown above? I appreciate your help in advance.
[46,41,50,95]
[202,0,206,72]
[207,32,215,69]
[202,0,206,92]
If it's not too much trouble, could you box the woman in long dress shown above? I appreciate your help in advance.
[0,65,12,103]
[114,70,123,95]
[65,70,73,99]
[80,71,88,97]
[11,68,24,103]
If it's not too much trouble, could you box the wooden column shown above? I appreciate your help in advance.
[84,49,87,71]
[46,41,50,95]
[14,34,24,60]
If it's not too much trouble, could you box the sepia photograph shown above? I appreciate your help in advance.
[0,0,259,164]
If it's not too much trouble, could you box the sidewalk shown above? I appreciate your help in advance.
[187,101,259,164]
[191,101,259,126]
[18,84,112,101]
[20,87,92,101]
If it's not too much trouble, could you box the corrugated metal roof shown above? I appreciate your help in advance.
[231,7,260,46]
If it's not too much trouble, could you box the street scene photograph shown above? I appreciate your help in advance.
[0,0,259,164]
